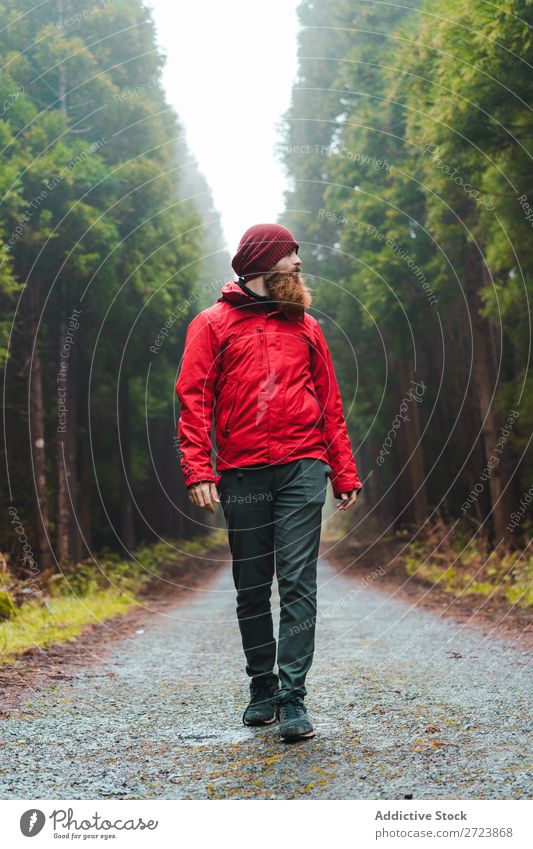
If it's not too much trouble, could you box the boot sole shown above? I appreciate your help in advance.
[280,728,315,742]
[243,715,277,727]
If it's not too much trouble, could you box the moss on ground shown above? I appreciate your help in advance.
[0,530,227,666]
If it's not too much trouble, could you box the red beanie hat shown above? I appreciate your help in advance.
[232,223,299,280]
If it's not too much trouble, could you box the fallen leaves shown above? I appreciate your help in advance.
[413,738,449,752]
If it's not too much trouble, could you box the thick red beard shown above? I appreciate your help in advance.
[262,270,313,317]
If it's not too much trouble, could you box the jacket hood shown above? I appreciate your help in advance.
[218,279,282,313]
[218,279,255,305]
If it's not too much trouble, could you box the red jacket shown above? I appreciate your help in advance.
[175,280,362,498]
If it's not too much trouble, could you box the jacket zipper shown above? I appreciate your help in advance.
[257,326,265,364]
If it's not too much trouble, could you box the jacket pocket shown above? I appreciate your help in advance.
[305,383,324,428]
[222,380,238,435]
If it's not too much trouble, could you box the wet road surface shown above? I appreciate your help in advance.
[1,554,531,799]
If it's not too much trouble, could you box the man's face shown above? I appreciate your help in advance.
[270,247,302,274]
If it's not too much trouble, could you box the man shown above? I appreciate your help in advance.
[175,223,362,743]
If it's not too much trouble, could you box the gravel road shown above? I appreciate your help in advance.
[1,553,531,800]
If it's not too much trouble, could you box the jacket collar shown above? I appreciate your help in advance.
[217,280,304,322]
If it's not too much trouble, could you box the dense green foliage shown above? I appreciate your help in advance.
[280,0,533,544]
[0,0,228,575]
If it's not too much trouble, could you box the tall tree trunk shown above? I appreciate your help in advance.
[29,286,52,570]
[53,6,76,561]
[119,377,135,553]
[466,244,517,542]
[388,375,409,530]
[390,355,429,528]
[78,352,92,552]
[68,332,82,561]
[399,357,429,527]
[55,294,80,561]
[362,433,380,515]
[157,417,179,537]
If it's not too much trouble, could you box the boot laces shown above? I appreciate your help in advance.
[279,698,305,720]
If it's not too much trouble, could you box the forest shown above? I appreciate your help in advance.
[0,0,532,621]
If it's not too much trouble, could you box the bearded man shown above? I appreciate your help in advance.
[175,223,362,743]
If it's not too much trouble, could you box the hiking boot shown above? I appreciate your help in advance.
[242,680,280,726]
[276,697,315,742]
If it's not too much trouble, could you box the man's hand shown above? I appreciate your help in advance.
[336,489,358,511]
[188,480,220,512]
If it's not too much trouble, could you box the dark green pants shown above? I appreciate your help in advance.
[218,457,331,704]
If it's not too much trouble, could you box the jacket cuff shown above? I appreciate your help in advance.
[331,478,363,499]
[184,471,217,489]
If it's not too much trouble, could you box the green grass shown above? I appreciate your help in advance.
[0,530,228,667]
[0,589,137,665]
[403,528,533,610]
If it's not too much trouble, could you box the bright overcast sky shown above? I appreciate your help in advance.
[146,0,301,256]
